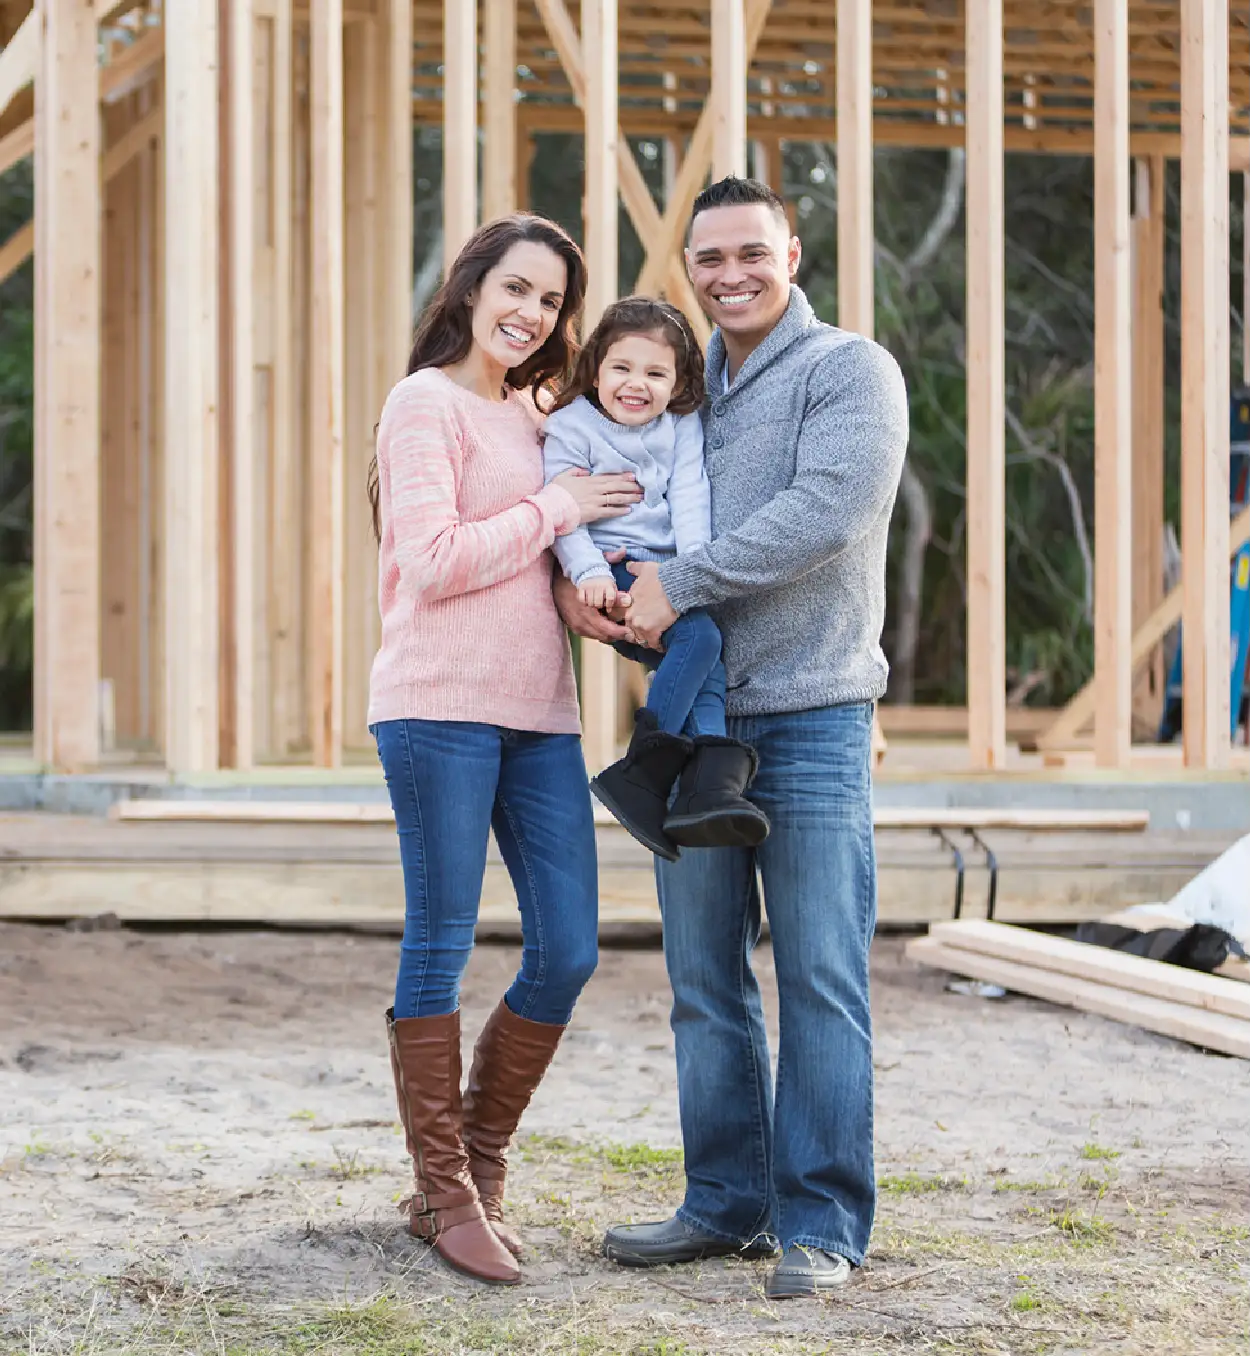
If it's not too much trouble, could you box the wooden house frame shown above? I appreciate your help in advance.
[0,0,1247,775]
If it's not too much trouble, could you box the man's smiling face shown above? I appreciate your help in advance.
[684,203,801,343]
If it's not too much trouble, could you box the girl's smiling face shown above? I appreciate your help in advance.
[594,331,679,426]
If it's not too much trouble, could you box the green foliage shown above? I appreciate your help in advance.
[0,140,1245,729]
[0,160,33,731]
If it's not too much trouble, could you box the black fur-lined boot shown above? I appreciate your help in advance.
[590,709,692,861]
[663,736,770,848]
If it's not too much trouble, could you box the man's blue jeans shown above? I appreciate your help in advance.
[655,701,877,1262]
[609,561,726,738]
[373,719,599,1024]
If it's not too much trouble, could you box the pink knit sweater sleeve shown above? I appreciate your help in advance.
[379,377,581,605]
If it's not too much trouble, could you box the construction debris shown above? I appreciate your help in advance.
[908,918,1249,1059]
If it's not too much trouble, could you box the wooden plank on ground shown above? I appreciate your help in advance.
[907,935,1249,1057]
[107,798,1151,832]
[928,918,1248,1019]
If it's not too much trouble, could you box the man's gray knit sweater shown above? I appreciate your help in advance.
[657,287,908,718]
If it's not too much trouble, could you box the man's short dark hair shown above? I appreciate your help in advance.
[689,176,789,236]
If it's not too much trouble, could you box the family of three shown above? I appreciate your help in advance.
[366,177,908,1300]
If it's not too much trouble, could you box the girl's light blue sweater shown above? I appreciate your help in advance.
[541,395,711,585]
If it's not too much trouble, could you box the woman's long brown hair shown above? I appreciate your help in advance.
[368,213,588,541]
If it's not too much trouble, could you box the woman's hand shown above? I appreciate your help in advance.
[551,469,643,526]
[578,576,619,611]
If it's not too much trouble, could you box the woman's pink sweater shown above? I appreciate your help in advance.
[367,367,583,734]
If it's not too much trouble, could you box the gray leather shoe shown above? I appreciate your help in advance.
[765,1246,852,1298]
[602,1214,779,1267]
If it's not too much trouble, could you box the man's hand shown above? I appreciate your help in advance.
[624,561,678,649]
[554,572,631,643]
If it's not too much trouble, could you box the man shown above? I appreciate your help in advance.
[554,177,908,1298]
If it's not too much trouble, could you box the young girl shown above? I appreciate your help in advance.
[542,297,770,860]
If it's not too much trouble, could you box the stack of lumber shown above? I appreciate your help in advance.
[908,919,1249,1059]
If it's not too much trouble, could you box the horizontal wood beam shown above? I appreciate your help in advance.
[414,98,1242,168]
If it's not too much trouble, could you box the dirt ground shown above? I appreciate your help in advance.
[0,917,1247,1356]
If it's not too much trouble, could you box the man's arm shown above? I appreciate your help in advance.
[657,340,907,615]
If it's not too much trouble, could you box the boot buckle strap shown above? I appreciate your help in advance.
[412,1209,439,1240]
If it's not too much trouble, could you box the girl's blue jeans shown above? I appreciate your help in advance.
[610,561,726,738]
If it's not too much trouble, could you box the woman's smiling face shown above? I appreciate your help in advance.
[468,240,568,370]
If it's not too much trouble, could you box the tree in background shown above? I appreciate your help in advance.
[0,140,1244,731]
[0,159,32,732]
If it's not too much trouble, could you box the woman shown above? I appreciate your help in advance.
[367,214,641,1285]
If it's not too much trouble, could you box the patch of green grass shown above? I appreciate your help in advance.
[1049,1208,1115,1245]
[520,1134,683,1180]
[1078,1170,1113,1201]
[331,1147,383,1181]
[992,1177,1063,1194]
[878,1172,967,1195]
[600,1143,683,1173]
[289,1109,317,1123]
[1079,1142,1121,1161]
[1010,1290,1042,1312]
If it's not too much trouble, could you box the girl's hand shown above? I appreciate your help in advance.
[551,469,642,525]
[578,576,619,611]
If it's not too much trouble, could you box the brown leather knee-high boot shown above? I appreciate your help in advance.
[462,999,566,1257]
[386,1008,520,1284]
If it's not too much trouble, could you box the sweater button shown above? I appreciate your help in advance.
[709,432,724,449]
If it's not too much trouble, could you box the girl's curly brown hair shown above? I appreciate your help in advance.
[549,296,706,419]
